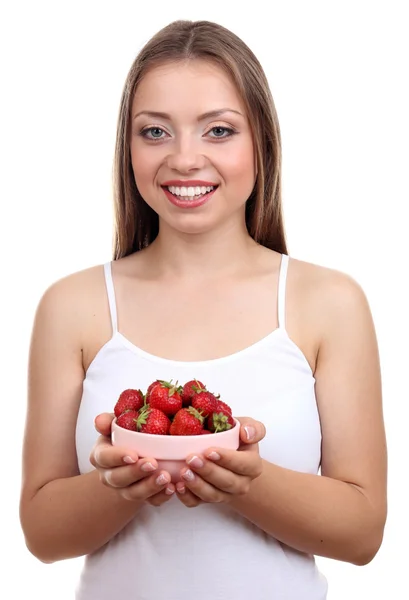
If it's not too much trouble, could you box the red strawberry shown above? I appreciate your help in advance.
[215,399,232,415]
[207,410,235,433]
[169,407,204,436]
[148,379,183,416]
[116,409,139,431]
[181,379,206,406]
[114,389,145,417]
[200,429,212,434]
[191,390,218,418]
[136,407,171,435]
[145,380,163,402]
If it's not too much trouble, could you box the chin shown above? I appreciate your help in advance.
[165,213,219,235]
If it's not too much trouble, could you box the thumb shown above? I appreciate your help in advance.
[235,416,266,444]
[94,412,115,436]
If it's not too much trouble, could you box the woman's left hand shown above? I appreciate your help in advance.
[176,417,266,507]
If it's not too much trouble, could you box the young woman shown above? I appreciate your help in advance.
[19,19,387,600]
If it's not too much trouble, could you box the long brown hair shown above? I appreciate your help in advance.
[112,20,288,259]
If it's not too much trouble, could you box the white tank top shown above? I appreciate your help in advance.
[75,253,328,599]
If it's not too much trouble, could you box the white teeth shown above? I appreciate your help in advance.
[167,185,215,198]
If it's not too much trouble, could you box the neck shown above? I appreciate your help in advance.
[145,217,259,280]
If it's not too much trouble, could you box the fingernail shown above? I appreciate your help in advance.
[177,484,185,494]
[187,456,204,468]
[244,426,256,440]
[182,469,195,482]
[206,451,221,461]
[141,461,156,472]
[123,456,136,464]
[120,489,132,501]
[165,486,175,495]
[104,470,115,486]
[156,473,169,486]
[93,448,102,464]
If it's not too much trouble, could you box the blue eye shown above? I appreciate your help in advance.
[208,126,235,138]
[139,125,236,142]
[140,127,166,140]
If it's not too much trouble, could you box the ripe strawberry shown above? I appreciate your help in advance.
[200,430,212,434]
[148,379,183,416]
[114,389,145,417]
[145,380,163,402]
[215,399,232,415]
[181,379,206,406]
[191,390,218,418]
[136,407,171,435]
[169,407,204,436]
[207,410,235,433]
[116,409,139,431]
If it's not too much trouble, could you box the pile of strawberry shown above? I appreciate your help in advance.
[114,379,234,436]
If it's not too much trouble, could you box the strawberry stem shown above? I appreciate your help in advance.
[136,406,151,430]
[212,412,232,433]
[158,379,173,389]
[191,380,206,394]
[187,406,205,425]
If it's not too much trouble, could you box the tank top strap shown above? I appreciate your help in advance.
[277,253,289,329]
[103,262,118,334]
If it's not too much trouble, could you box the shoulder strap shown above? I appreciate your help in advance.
[277,254,289,329]
[103,262,118,334]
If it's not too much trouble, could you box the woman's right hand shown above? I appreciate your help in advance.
[89,413,175,506]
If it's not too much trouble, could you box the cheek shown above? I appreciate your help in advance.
[130,147,158,191]
[221,144,256,189]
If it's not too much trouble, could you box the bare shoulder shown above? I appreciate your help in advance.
[292,256,387,538]
[34,263,108,344]
[289,254,367,297]
[21,262,114,501]
[38,262,105,303]
[288,255,374,341]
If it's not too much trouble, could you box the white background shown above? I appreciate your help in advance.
[1,1,407,598]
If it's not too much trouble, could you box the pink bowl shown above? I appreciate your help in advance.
[111,417,241,482]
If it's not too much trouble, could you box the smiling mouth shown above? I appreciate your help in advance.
[162,184,218,201]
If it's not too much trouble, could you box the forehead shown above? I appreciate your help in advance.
[132,60,245,115]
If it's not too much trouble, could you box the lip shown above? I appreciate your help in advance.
[161,180,219,187]
[162,186,217,209]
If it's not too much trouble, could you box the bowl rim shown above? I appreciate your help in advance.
[111,416,240,440]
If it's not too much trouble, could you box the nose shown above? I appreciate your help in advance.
[165,136,206,173]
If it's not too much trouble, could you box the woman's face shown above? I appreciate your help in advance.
[130,59,257,236]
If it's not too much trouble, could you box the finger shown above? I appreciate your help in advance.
[181,457,250,495]
[147,484,176,506]
[178,468,226,502]
[175,480,208,507]
[100,457,161,488]
[94,412,115,436]
[120,470,172,502]
[237,441,259,455]
[90,435,139,468]
[236,417,266,445]
[187,449,262,481]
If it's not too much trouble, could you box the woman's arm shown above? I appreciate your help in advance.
[19,271,144,563]
[24,470,143,563]
[229,270,387,565]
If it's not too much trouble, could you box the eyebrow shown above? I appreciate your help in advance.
[133,108,244,121]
